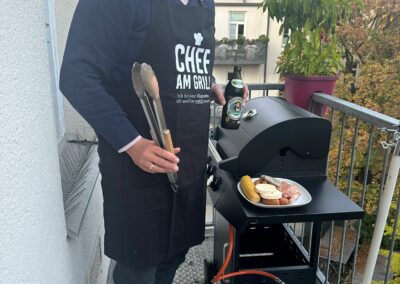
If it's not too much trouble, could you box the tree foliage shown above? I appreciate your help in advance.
[261,0,354,75]
[262,0,351,34]
[326,0,400,280]
[337,0,400,72]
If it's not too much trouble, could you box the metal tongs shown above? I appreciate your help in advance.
[131,62,179,192]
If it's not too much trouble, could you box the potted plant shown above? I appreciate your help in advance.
[261,0,352,113]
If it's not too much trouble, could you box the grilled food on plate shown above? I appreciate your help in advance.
[279,181,301,200]
[240,175,302,206]
[240,175,261,203]
[259,187,282,205]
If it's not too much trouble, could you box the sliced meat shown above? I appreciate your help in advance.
[279,183,301,201]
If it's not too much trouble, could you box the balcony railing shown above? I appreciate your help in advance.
[209,83,400,284]
[214,43,267,65]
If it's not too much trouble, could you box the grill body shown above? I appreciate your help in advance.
[206,97,363,283]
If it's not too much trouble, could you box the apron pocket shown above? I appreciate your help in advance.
[124,186,173,263]
[175,108,210,187]
[123,186,173,210]
[170,175,207,248]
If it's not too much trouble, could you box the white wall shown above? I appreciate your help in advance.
[0,1,74,282]
[265,18,283,86]
[0,0,108,283]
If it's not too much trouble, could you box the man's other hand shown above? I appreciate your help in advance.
[211,83,249,107]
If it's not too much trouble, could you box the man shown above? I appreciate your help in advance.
[60,0,247,283]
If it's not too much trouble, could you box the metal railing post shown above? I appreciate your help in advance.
[362,130,400,284]
[351,126,375,283]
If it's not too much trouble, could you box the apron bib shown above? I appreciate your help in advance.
[98,0,215,266]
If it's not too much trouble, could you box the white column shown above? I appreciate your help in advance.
[0,0,73,282]
[363,138,400,284]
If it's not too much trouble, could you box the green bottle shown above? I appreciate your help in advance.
[221,65,244,129]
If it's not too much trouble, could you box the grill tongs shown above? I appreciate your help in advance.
[131,62,179,192]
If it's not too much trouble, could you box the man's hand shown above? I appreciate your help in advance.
[210,83,226,106]
[211,83,249,107]
[126,138,180,174]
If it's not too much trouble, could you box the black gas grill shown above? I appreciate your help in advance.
[205,97,364,284]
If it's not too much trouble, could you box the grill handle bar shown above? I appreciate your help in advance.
[209,139,222,163]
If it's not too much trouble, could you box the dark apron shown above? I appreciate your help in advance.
[98,0,215,267]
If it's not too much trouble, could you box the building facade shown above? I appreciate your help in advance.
[213,0,284,94]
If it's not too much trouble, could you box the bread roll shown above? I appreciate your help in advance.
[255,184,277,195]
[259,189,282,200]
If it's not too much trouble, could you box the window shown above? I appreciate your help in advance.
[282,26,290,46]
[229,12,245,39]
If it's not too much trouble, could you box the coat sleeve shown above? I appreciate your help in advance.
[60,0,138,151]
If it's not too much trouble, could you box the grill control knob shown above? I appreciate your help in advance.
[207,164,217,176]
[209,175,221,191]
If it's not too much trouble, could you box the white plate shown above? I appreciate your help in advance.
[237,177,312,209]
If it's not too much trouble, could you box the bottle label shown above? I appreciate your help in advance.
[231,79,243,88]
[227,97,243,120]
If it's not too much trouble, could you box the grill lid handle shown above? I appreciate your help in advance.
[218,156,238,173]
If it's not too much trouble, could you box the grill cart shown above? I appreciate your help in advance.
[205,97,364,284]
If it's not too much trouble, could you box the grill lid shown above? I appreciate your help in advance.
[216,97,332,177]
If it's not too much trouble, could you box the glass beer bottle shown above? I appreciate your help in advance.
[221,65,244,129]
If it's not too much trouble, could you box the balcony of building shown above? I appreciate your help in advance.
[214,39,268,66]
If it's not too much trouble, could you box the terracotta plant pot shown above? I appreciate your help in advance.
[284,75,338,115]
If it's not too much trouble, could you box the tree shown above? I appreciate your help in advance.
[337,0,400,73]
[326,0,400,281]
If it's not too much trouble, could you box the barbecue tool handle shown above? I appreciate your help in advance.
[163,130,175,154]
[162,130,179,191]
